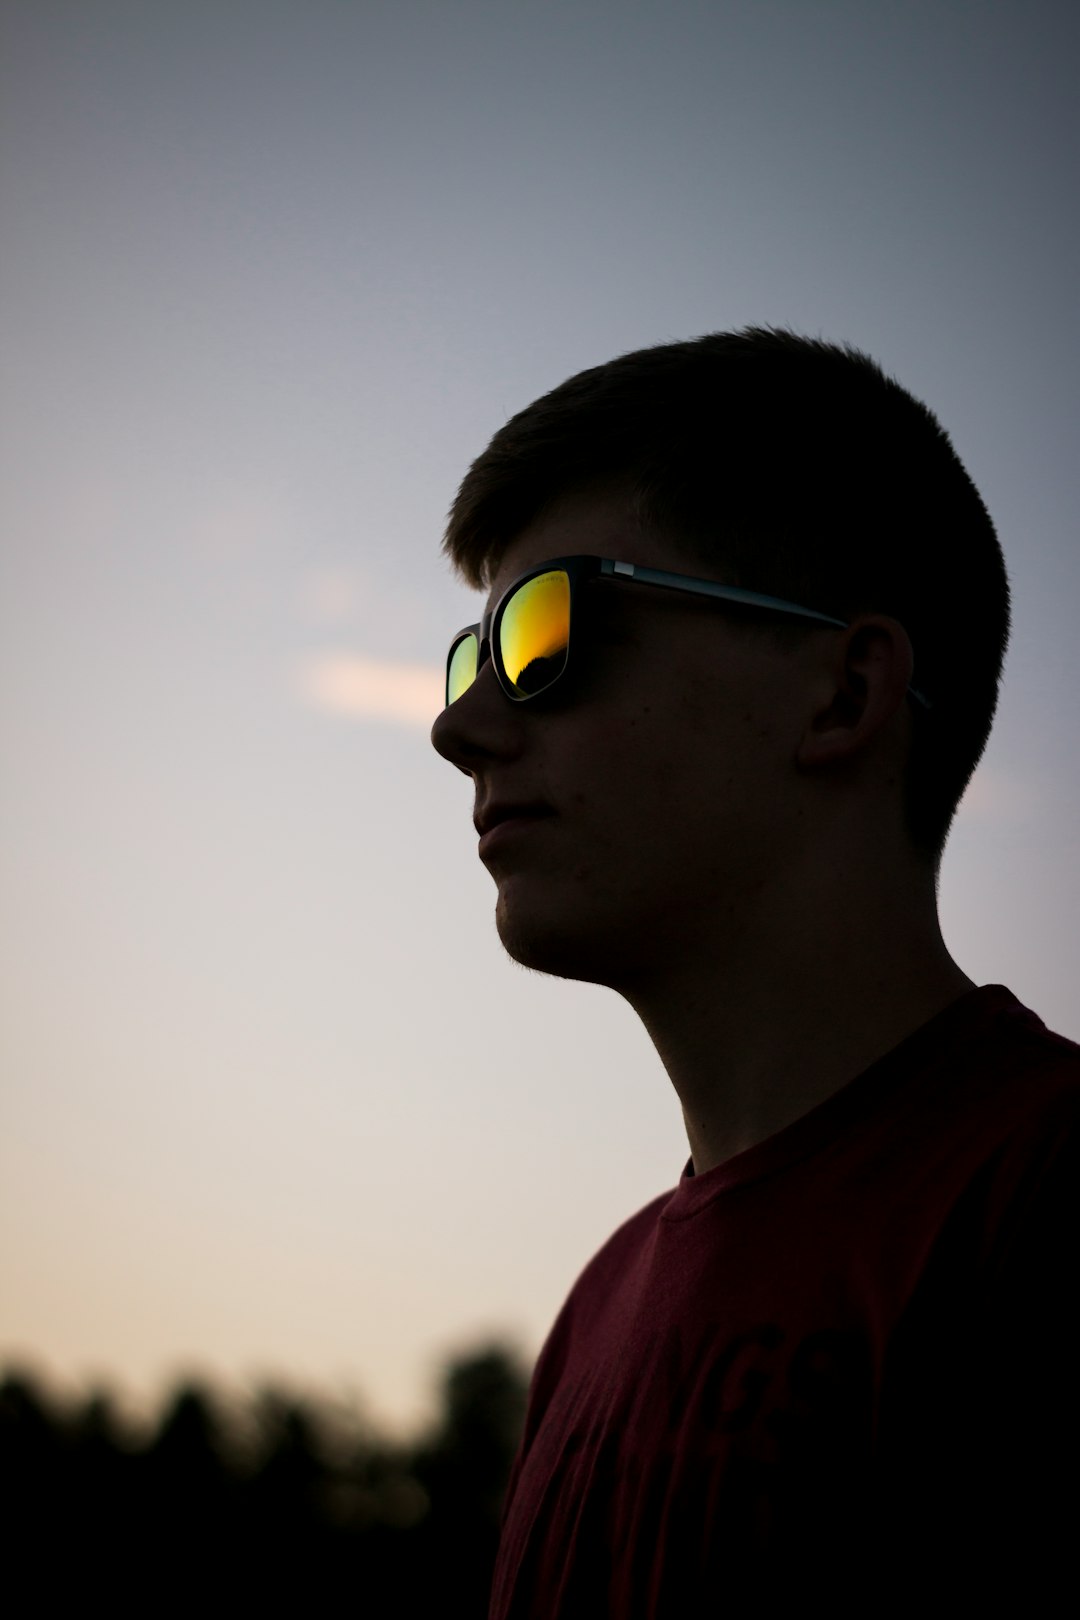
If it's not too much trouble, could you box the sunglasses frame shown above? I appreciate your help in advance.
[445,553,932,711]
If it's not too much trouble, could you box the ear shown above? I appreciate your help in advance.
[796,615,915,770]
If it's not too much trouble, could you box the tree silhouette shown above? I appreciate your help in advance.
[0,1342,530,1613]
[409,1344,530,1610]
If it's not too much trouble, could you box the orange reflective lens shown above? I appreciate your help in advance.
[445,568,572,706]
[500,569,571,696]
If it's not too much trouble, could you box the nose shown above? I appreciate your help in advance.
[430,659,525,777]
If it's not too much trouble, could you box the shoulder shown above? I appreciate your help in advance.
[918,986,1080,1184]
[918,989,1080,1277]
[981,984,1080,1072]
[548,1183,675,1339]
[970,990,1080,1215]
[520,1182,675,1429]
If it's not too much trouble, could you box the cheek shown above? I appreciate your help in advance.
[567,707,709,830]
[612,696,779,843]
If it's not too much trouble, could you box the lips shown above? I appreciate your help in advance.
[474,801,554,838]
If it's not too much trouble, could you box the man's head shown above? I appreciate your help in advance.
[430,328,1009,992]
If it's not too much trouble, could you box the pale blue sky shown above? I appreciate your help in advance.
[2,0,1077,1434]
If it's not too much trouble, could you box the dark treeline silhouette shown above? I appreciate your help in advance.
[1,1342,528,1611]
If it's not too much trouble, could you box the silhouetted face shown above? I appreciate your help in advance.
[430,490,819,994]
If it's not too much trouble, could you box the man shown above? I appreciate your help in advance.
[429,329,1078,1613]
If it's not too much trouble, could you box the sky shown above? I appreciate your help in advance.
[2,0,1077,1438]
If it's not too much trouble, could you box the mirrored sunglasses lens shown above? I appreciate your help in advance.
[500,570,571,697]
[446,633,479,706]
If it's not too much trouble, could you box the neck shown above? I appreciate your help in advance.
[619,861,975,1175]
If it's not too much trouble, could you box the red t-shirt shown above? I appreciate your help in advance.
[489,986,1080,1616]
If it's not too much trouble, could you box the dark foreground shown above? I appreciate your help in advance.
[1,1344,527,1611]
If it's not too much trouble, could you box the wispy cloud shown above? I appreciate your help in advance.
[956,764,1040,823]
[297,654,442,729]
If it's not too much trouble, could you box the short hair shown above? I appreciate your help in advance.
[442,326,1010,869]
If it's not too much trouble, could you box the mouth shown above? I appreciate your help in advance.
[473,801,554,838]
[475,802,556,859]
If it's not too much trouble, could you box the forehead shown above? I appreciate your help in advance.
[483,488,722,614]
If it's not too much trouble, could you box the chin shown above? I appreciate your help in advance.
[494,895,638,989]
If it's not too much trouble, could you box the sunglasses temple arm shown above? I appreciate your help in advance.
[602,559,932,709]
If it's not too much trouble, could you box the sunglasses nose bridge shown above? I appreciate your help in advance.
[451,625,499,707]
[464,627,495,699]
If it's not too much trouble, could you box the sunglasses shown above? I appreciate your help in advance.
[445,554,932,711]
